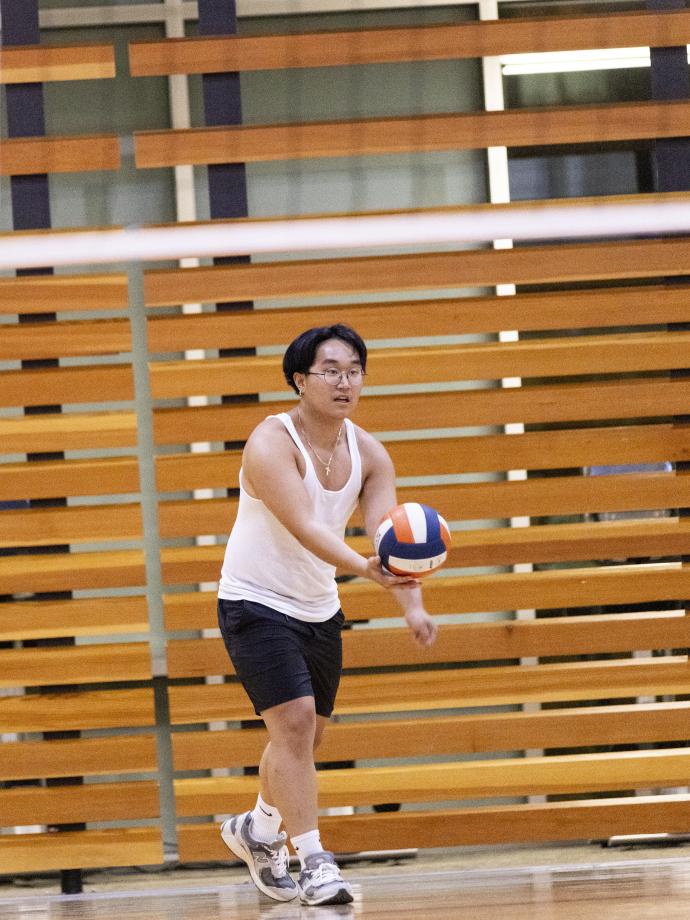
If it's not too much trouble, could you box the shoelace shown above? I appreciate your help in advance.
[255,833,290,877]
[306,861,342,885]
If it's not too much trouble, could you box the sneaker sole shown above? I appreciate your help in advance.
[220,820,298,903]
[299,885,354,907]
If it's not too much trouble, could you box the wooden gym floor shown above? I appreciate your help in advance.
[3,848,690,919]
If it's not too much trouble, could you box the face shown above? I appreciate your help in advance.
[294,337,364,417]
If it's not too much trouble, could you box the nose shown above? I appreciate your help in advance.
[337,372,351,388]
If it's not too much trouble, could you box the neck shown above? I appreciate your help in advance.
[296,405,344,440]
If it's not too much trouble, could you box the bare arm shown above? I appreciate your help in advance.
[242,419,413,587]
[358,432,438,646]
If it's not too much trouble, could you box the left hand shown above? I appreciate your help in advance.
[404,607,438,647]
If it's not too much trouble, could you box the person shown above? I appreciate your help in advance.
[216,323,437,907]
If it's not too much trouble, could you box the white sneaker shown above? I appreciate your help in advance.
[220,812,298,902]
[297,851,354,906]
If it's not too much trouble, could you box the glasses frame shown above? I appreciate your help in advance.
[306,368,366,386]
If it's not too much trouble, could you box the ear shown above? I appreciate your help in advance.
[293,372,306,395]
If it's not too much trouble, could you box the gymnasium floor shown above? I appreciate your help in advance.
[3,843,690,919]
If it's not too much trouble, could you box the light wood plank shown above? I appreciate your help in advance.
[167,655,690,723]
[1,134,120,176]
[149,332,690,399]
[0,456,141,502]
[166,611,690,679]
[149,472,684,541]
[1,781,159,828]
[0,363,133,409]
[0,502,143,548]
[122,425,684,496]
[143,237,690,307]
[0,411,137,455]
[152,378,690,446]
[129,10,690,75]
[0,272,128,314]
[175,748,690,815]
[146,284,690,349]
[1,42,115,83]
[0,734,157,782]
[0,595,148,642]
[0,548,146,595]
[0,318,131,361]
[134,100,690,168]
[0,642,152,689]
[179,793,690,858]
[0,689,155,734]
[0,827,162,875]
[170,701,690,771]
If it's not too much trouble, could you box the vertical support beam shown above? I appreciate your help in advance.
[0,0,83,896]
[647,0,690,662]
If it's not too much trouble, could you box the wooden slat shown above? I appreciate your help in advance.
[0,502,143,548]
[0,363,133,409]
[146,285,690,349]
[0,734,157,782]
[0,781,159,828]
[153,378,690,446]
[0,318,131,361]
[149,332,690,399]
[167,512,690,577]
[0,411,137,455]
[134,100,690,168]
[0,456,141,502]
[0,689,155,734]
[0,827,162,875]
[175,748,690,815]
[170,701,690,771]
[1,42,116,83]
[165,561,690,631]
[179,793,690,859]
[167,656,690,723]
[1,134,120,176]
[0,272,128,314]
[166,611,690,679]
[9,477,686,551]
[149,473,685,541]
[0,595,148,642]
[0,548,146,595]
[129,10,690,75]
[0,642,152,689]
[143,237,690,307]
[106,425,683,498]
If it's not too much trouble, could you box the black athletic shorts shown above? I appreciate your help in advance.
[217,597,345,718]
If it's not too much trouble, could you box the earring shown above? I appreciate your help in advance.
[298,388,304,397]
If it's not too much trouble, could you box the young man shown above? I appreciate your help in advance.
[217,324,437,907]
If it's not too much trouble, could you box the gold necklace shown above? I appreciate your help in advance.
[297,409,343,478]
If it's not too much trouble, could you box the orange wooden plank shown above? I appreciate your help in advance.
[143,238,690,307]
[134,100,690,167]
[1,134,120,176]
[1,42,115,83]
[129,10,690,75]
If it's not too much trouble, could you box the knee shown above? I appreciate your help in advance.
[267,697,316,754]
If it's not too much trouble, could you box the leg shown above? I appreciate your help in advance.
[259,712,330,806]
[260,695,319,839]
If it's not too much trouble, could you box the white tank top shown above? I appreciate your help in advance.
[218,413,362,622]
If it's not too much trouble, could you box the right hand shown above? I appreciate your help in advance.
[364,555,419,589]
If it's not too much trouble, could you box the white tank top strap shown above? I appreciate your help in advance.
[267,412,316,482]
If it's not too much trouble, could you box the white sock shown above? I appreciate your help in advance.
[291,829,323,869]
[249,793,283,842]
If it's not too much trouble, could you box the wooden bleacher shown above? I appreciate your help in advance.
[1,3,689,881]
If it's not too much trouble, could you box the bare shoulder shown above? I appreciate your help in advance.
[352,423,394,475]
[245,416,298,462]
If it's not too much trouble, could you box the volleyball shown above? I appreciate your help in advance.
[374,502,451,577]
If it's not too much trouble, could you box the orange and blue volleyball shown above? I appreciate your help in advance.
[374,502,451,577]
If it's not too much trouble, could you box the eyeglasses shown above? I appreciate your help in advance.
[307,368,365,386]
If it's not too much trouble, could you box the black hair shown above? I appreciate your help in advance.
[283,324,367,394]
